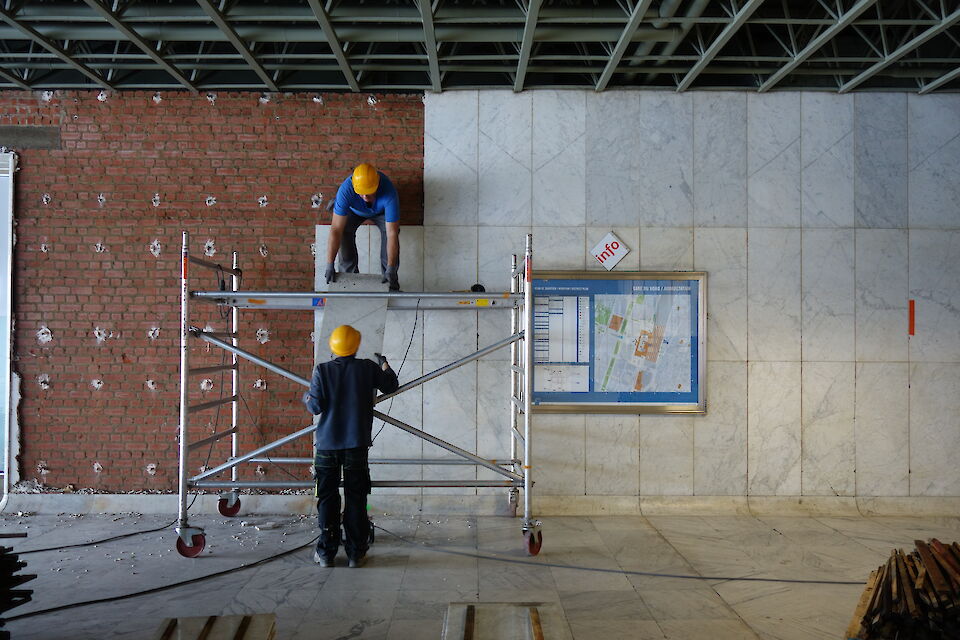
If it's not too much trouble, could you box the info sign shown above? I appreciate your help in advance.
[590,231,629,270]
[531,271,706,414]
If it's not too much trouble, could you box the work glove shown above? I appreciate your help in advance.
[325,262,337,284]
[383,265,399,291]
[374,352,388,367]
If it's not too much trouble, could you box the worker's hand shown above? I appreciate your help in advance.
[325,262,337,284]
[383,265,399,291]
[374,352,389,367]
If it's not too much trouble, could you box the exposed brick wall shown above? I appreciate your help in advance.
[3,90,424,491]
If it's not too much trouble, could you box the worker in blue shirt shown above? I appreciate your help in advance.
[303,325,399,568]
[325,163,402,290]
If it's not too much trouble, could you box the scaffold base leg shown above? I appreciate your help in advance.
[175,526,206,558]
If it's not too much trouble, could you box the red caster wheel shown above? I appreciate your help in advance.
[217,497,241,517]
[176,533,206,558]
[524,530,542,556]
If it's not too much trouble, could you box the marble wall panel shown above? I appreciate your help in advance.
[479,91,532,227]
[855,363,909,496]
[422,310,477,362]
[423,225,478,291]
[639,416,693,496]
[694,361,748,496]
[638,91,693,226]
[477,360,514,493]
[370,360,423,493]
[532,415,586,496]
[478,226,532,291]
[855,229,908,362]
[586,226,640,271]
[383,310,424,364]
[693,228,747,361]
[532,91,586,227]
[908,95,960,229]
[802,229,855,361]
[748,362,801,496]
[801,92,854,228]
[909,230,960,362]
[747,92,801,227]
[586,415,640,496]
[855,93,907,228]
[909,363,960,496]
[801,362,855,496]
[532,226,586,270]
[424,91,478,226]
[693,92,747,227]
[748,229,801,361]
[639,227,693,270]
[586,92,640,226]
[422,360,477,494]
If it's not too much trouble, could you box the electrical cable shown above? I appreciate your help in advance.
[371,297,420,443]
[17,522,175,556]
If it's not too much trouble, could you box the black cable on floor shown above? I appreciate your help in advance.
[17,521,176,555]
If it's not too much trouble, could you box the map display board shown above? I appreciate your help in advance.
[531,271,706,414]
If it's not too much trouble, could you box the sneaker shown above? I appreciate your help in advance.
[313,549,335,567]
[347,553,367,568]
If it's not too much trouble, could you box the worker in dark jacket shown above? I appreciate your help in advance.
[303,324,399,568]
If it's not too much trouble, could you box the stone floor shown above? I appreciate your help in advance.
[2,511,959,639]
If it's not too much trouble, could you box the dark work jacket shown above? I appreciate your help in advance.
[303,355,399,450]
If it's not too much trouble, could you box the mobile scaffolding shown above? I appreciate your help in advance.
[175,231,543,557]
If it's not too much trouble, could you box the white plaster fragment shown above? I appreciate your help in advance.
[37,373,50,390]
[204,239,216,257]
[255,465,266,476]
[258,195,268,208]
[145,463,157,476]
[200,379,214,392]
[256,328,270,344]
[310,331,316,343]
[145,379,158,391]
[312,95,324,104]
[93,242,106,253]
[151,193,161,207]
[41,90,54,102]
[259,244,268,257]
[149,239,161,258]
[367,95,378,106]
[41,193,51,205]
[36,461,49,476]
[206,92,217,105]
[90,379,103,390]
[309,243,316,257]
[205,196,217,207]
[259,93,271,104]
[147,327,160,340]
[311,193,323,208]
[93,462,103,473]
[93,326,112,344]
[204,323,215,333]
[152,92,162,104]
[253,378,267,390]
[97,90,109,102]
[40,243,49,253]
[97,193,106,207]
[36,325,52,344]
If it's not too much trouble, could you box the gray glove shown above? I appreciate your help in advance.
[374,352,388,367]
[383,265,399,291]
[325,262,337,284]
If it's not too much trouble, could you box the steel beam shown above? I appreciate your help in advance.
[0,65,30,90]
[595,0,656,91]
[514,0,543,92]
[0,6,112,89]
[195,0,278,91]
[919,64,960,94]
[82,0,198,92]
[676,0,765,92]
[759,0,877,92]
[417,0,441,91]
[306,0,359,91]
[839,6,960,93]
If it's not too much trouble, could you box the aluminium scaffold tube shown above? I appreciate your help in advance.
[177,232,190,530]
[192,290,521,300]
[523,234,535,530]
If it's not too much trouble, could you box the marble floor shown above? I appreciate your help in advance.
[2,511,959,639]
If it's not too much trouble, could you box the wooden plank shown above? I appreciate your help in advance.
[846,569,879,640]
[896,550,920,619]
[916,540,952,605]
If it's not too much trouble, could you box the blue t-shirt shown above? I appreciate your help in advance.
[333,171,400,223]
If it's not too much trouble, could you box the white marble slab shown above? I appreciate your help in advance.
[748,362,801,496]
[532,91,586,227]
[639,227,693,270]
[478,226,531,291]
[909,230,960,362]
[586,226,640,271]
[387,225,424,291]
[855,93,907,228]
[586,92,640,226]
[476,360,514,493]
[422,310,477,361]
[532,415,586,496]
[315,273,388,363]
[801,92,854,228]
[383,309,424,363]
[531,226,586,270]
[638,91,693,227]
[423,225,477,291]
[586,415,640,496]
[694,92,747,227]
[908,94,960,229]
[477,311,514,362]
[421,360,477,494]
[424,91,478,226]
[801,362,855,496]
[693,228,747,361]
[909,363,960,496]
[479,91,532,227]
[748,229,801,361]
[693,361,748,496]
[801,229,855,361]
[747,92,800,228]
[639,416,693,496]
[371,359,423,493]
[855,363,909,496]
[855,229,908,361]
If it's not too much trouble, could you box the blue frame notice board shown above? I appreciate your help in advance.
[531,271,706,414]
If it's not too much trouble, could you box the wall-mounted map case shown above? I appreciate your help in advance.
[531,271,706,414]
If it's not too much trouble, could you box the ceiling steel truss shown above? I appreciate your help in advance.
[0,0,957,93]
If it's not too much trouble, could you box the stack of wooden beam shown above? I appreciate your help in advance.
[847,539,960,639]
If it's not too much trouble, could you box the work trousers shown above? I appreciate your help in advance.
[337,212,395,277]
[314,447,371,559]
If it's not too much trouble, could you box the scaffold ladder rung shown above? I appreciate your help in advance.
[188,395,238,414]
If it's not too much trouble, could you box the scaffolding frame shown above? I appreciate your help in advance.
[176,231,542,556]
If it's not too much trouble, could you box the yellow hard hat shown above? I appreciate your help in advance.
[329,325,361,357]
[351,163,380,195]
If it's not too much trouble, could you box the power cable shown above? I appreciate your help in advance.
[372,297,420,443]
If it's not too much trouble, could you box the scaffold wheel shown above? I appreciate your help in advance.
[176,533,206,558]
[523,530,542,556]
[217,497,241,517]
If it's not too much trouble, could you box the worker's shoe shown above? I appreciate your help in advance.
[347,553,367,568]
[313,548,336,568]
